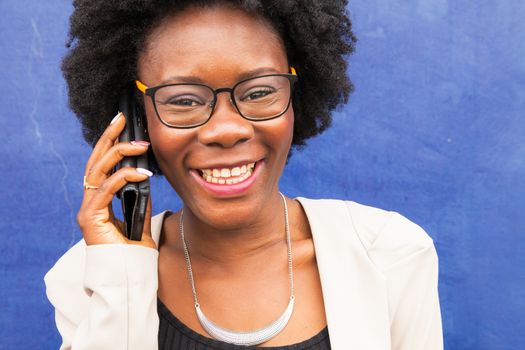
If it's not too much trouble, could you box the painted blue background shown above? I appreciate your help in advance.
[1,0,523,349]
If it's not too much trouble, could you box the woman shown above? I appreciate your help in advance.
[45,1,443,349]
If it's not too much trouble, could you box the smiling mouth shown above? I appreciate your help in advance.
[197,162,256,185]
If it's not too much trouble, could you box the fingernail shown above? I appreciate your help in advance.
[136,168,153,177]
[110,112,122,125]
[131,140,150,147]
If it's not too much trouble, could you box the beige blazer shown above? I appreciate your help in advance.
[45,197,443,350]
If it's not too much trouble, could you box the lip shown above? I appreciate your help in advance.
[190,160,264,196]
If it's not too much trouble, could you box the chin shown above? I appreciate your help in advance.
[190,197,266,231]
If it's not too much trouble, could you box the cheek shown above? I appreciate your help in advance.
[260,108,294,159]
[285,107,295,145]
[143,100,185,173]
[143,102,167,159]
[275,109,294,149]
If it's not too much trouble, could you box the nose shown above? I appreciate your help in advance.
[197,93,255,148]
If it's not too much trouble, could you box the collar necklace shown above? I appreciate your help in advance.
[179,192,295,346]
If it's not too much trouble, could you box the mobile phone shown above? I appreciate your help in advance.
[116,87,150,241]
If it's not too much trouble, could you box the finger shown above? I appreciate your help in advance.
[84,112,126,177]
[85,141,150,188]
[85,167,153,212]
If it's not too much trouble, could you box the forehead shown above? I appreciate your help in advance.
[138,6,288,85]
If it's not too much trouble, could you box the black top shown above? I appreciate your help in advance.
[158,298,331,349]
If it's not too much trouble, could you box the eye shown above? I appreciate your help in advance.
[241,87,275,102]
[165,95,204,107]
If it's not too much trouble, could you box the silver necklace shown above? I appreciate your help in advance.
[179,193,295,346]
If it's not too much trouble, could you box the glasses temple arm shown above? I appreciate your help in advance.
[135,80,148,94]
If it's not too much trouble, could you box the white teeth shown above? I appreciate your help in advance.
[200,162,256,184]
[231,167,241,176]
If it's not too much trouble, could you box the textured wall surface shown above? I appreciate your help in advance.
[1,1,524,349]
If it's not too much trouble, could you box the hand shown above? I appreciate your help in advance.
[77,112,156,249]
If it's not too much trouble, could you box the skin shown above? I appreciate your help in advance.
[80,4,326,346]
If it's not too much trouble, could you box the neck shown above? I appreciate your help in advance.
[178,192,287,266]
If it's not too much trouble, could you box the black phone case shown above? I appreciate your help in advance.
[117,88,150,241]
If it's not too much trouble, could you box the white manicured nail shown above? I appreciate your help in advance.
[110,112,122,125]
[136,168,153,177]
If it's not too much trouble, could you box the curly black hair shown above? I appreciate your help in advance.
[62,0,357,175]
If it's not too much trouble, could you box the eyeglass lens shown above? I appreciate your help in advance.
[153,75,292,127]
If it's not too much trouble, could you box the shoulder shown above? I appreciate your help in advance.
[296,197,436,271]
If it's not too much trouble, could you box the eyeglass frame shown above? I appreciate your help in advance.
[135,67,298,129]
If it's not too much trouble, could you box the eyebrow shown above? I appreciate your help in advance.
[158,67,283,86]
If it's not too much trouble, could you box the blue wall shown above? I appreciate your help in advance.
[1,1,523,349]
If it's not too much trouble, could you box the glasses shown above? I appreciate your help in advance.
[135,68,298,128]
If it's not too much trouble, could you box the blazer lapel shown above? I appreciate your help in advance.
[296,197,391,350]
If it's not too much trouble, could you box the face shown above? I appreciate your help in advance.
[137,5,294,230]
